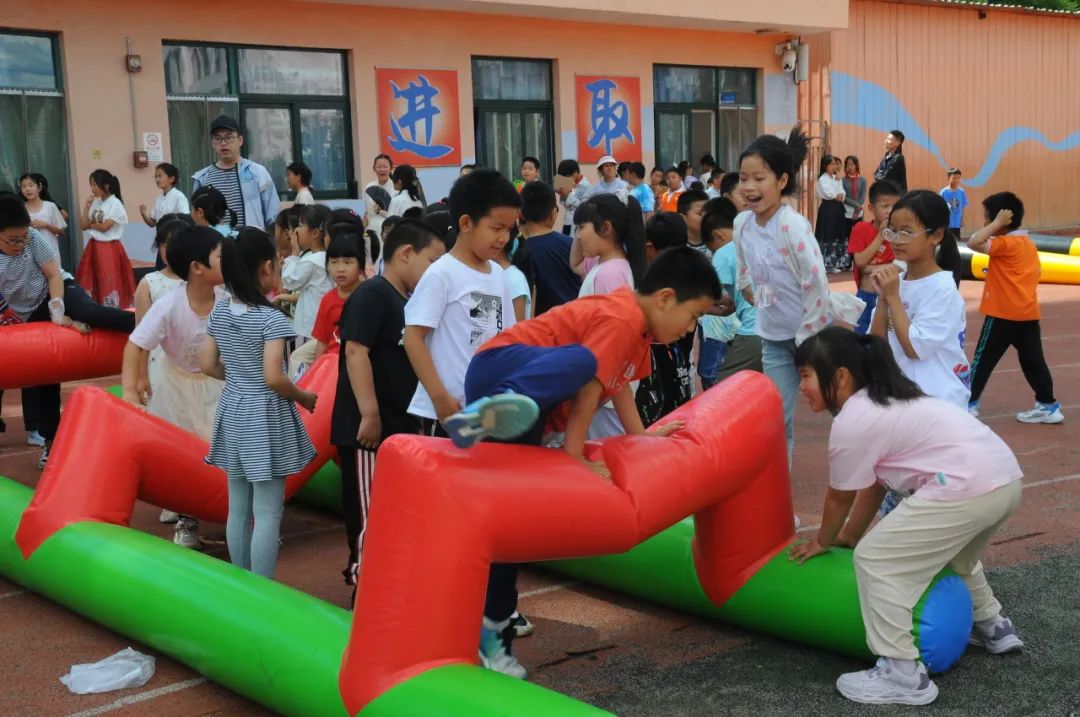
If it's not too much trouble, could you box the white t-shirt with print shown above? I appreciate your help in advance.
[875,270,971,408]
[152,187,190,220]
[738,211,803,341]
[29,201,67,256]
[87,195,128,242]
[405,254,516,419]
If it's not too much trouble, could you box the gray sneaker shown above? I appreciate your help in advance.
[173,517,202,550]
[969,616,1024,654]
[836,658,938,705]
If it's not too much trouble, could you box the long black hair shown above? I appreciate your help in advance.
[795,326,924,413]
[392,164,425,205]
[574,193,647,284]
[739,125,810,197]
[220,227,275,308]
[19,173,56,203]
[891,189,960,283]
[89,169,122,202]
[191,186,236,228]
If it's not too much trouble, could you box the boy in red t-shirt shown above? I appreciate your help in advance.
[847,180,901,334]
[966,192,1062,424]
[310,234,365,365]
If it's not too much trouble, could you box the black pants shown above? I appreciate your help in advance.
[969,316,1056,405]
[0,389,40,432]
[420,417,521,624]
[23,281,136,442]
[337,444,377,567]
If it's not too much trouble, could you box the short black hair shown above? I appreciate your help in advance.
[325,234,364,268]
[156,163,181,184]
[617,161,632,175]
[664,166,681,177]
[153,214,195,250]
[287,162,312,186]
[646,212,688,252]
[677,189,709,215]
[448,169,522,227]
[869,179,902,204]
[167,225,223,281]
[947,167,962,177]
[628,162,647,180]
[556,159,580,177]
[521,156,540,171]
[0,193,31,230]
[720,172,740,196]
[383,218,443,262]
[638,246,723,302]
[700,154,716,168]
[983,191,1024,231]
[520,181,557,223]
[702,197,739,234]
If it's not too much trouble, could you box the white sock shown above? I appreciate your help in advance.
[885,657,919,675]
[483,616,512,632]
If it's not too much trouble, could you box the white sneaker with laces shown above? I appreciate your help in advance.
[479,617,527,679]
[1016,402,1064,424]
[173,518,202,550]
[836,658,938,705]
[26,430,45,447]
[969,615,1024,654]
[159,509,180,524]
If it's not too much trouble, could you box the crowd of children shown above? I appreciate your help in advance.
[4,119,1066,708]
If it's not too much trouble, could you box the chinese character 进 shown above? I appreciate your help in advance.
[388,74,453,160]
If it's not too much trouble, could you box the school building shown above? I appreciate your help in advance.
[2,0,1078,268]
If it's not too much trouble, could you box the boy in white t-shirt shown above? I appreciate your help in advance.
[402,169,522,675]
[122,225,227,549]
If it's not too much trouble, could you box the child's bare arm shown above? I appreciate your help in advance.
[790,486,856,563]
[563,379,608,478]
[263,338,317,411]
[200,335,226,381]
[345,341,382,449]
[134,279,152,324]
[967,208,1013,253]
[852,231,886,268]
[403,325,460,420]
[611,384,646,436]
[121,342,151,406]
[312,340,328,364]
[834,483,888,546]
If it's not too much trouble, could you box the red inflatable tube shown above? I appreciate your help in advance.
[0,323,128,390]
[340,371,791,713]
[15,354,340,558]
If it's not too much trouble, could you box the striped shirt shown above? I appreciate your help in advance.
[0,228,56,321]
[200,164,246,227]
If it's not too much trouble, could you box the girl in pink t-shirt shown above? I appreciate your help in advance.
[789,327,1023,707]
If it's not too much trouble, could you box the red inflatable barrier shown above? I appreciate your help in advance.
[0,323,128,390]
[340,371,791,713]
[15,354,339,557]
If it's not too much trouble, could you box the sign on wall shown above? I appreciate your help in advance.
[375,68,462,167]
[575,75,642,163]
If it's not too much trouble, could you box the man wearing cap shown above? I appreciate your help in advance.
[191,115,280,230]
[592,155,629,197]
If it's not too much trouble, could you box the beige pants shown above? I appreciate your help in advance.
[288,338,318,380]
[854,480,1022,660]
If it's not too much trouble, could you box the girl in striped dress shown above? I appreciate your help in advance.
[200,227,318,579]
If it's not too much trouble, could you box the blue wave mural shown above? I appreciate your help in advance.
[831,70,1080,188]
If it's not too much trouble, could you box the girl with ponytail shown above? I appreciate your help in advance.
[734,126,864,466]
[387,164,426,217]
[191,186,238,237]
[77,169,136,308]
[201,227,317,579]
[789,326,1025,707]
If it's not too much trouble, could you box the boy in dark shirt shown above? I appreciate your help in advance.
[331,219,446,588]
[519,181,581,314]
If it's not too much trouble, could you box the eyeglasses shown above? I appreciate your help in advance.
[211,134,238,145]
[882,227,928,245]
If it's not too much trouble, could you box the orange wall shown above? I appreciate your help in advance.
[829,0,1080,231]
[4,0,793,257]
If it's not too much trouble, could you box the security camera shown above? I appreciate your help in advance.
[775,41,798,73]
[781,48,797,72]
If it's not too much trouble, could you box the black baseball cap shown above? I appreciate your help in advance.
[209,115,240,136]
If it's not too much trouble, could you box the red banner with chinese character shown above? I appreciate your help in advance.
[375,68,462,167]
[575,75,642,163]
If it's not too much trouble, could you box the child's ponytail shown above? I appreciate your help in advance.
[221,227,275,308]
[622,194,647,284]
[90,169,123,203]
[574,193,647,284]
[794,326,923,412]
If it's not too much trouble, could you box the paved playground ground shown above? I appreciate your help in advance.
[2,277,1078,716]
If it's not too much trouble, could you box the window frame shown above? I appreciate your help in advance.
[163,40,354,200]
[0,28,64,90]
[471,56,555,181]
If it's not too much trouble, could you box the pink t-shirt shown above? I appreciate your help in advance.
[580,256,633,297]
[829,390,1022,500]
[130,284,228,372]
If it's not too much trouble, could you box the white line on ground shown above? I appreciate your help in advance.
[519,581,579,599]
[0,589,27,599]
[66,677,208,717]
[0,447,43,458]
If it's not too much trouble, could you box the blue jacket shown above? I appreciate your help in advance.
[192,158,280,230]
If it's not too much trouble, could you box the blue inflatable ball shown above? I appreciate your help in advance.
[914,574,973,673]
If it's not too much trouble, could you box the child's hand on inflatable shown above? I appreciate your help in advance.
[788,539,829,564]
[574,454,611,481]
[297,390,318,413]
[649,420,685,438]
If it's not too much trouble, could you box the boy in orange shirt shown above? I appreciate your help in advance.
[442,246,721,679]
[966,192,1062,424]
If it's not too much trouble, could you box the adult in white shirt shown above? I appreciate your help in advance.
[20,173,67,257]
[364,153,398,236]
[140,163,190,227]
[387,164,426,217]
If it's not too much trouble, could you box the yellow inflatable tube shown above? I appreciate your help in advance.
[967,248,1080,286]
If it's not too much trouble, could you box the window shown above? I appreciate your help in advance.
[653,65,759,175]
[0,32,74,268]
[163,43,353,199]
[472,58,554,182]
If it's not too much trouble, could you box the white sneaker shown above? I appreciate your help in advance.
[1016,402,1064,424]
[26,430,45,447]
[793,514,801,530]
[969,615,1024,654]
[159,509,180,524]
[173,518,202,550]
[836,658,938,705]
[479,617,527,679]
[509,611,534,638]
